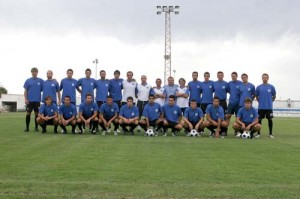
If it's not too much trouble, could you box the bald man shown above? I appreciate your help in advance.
[42,70,61,105]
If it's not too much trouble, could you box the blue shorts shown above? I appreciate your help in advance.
[227,103,240,115]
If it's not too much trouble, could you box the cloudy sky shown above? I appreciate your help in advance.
[0,0,299,100]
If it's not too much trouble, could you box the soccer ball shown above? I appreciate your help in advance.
[241,131,250,139]
[145,129,155,137]
[190,129,199,137]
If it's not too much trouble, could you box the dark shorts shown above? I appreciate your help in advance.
[45,119,55,125]
[26,102,40,113]
[166,120,178,128]
[149,119,158,126]
[97,101,105,108]
[219,100,228,113]
[185,121,198,129]
[258,110,273,119]
[227,103,240,115]
[180,107,186,115]
[114,100,122,108]
[201,103,211,114]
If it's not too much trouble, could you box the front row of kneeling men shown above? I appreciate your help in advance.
[37,93,261,138]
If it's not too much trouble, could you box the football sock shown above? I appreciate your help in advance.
[268,119,273,135]
[60,125,67,132]
[26,115,30,129]
[54,125,58,132]
[34,115,38,129]
[71,125,76,132]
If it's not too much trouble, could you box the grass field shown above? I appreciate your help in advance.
[0,113,300,199]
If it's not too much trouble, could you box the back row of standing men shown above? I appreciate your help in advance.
[23,67,276,137]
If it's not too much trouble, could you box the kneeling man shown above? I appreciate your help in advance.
[59,95,77,134]
[119,96,139,134]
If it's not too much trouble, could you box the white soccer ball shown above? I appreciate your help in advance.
[190,129,199,137]
[241,131,250,139]
[146,129,155,137]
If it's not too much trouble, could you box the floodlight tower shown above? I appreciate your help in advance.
[157,5,179,85]
[93,59,98,79]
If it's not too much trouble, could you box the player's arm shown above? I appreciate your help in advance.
[79,112,86,123]
[99,113,106,122]
[38,113,46,120]
[57,90,61,105]
[236,117,245,129]
[24,89,29,105]
[108,113,118,124]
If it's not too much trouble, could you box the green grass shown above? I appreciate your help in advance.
[0,113,300,199]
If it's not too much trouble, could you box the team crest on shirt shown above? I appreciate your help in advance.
[106,84,108,87]
[216,113,219,116]
[146,86,149,89]
[268,89,271,92]
[72,83,75,86]
[250,114,253,118]
[91,108,94,111]
[70,112,72,115]
[155,109,158,112]
[51,109,54,112]
[236,86,239,88]
[37,82,41,85]
[248,88,251,91]
[222,86,225,89]
[90,83,94,86]
[174,111,177,114]
[119,83,122,85]
[209,85,212,88]
[197,85,200,88]
[132,82,135,85]
[51,84,55,87]
[195,113,198,116]
[111,108,114,112]
[131,112,135,116]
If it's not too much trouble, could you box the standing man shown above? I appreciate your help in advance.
[137,75,153,117]
[139,94,163,135]
[255,73,276,138]
[200,72,215,114]
[122,71,137,106]
[119,97,139,134]
[23,67,44,132]
[60,69,79,105]
[77,68,96,103]
[176,78,189,114]
[188,71,202,107]
[161,95,183,136]
[99,95,120,135]
[213,71,229,114]
[233,98,261,139]
[163,76,179,104]
[77,93,99,134]
[95,70,110,108]
[182,99,205,135]
[153,78,165,106]
[58,96,77,134]
[36,96,59,133]
[238,73,255,108]
[109,70,123,108]
[42,70,61,105]
[203,96,228,138]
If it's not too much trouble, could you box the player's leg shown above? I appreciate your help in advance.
[25,102,33,132]
[36,117,46,133]
[53,118,59,133]
[77,118,84,133]
[33,102,40,131]
[139,118,147,131]
[266,110,274,138]
[59,119,67,133]
[70,118,77,134]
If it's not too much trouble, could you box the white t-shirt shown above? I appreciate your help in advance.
[176,86,189,108]
[153,87,165,106]
[137,83,152,101]
[122,80,137,102]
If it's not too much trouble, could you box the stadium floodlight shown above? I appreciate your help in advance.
[156,5,180,85]
[93,59,99,79]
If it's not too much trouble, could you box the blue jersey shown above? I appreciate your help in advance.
[142,102,161,121]
[79,102,98,117]
[238,83,255,106]
[163,84,179,104]
[59,104,77,119]
[237,107,258,123]
[228,80,242,104]
[23,77,44,102]
[99,102,119,118]
[255,84,276,110]
[60,78,78,104]
[200,80,214,104]
[77,78,96,102]
[161,104,182,123]
[214,80,229,100]
[184,107,204,123]
[39,103,58,117]
[42,79,59,103]
[109,78,123,101]
[119,105,139,119]
[188,80,201,103]
[205,104,225,121]
[96,79,110,102]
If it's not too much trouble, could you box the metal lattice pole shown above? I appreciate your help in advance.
[157,6,179,85]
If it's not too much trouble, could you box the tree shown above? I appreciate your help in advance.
[0,86,7,97]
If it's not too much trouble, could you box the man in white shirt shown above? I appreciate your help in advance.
[153,78,165,106]
[122,71,137,106]
[137,75,153,117]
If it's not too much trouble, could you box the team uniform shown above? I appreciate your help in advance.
[188,80,201,106]
[109,78,123,108]
[238,83,255,107]
[122,80,138,105]
[200,80,214,113]
[161,104,182,131]
[237,107,258,128]
[77,101,98,133]
[77,78,96,102]
[228,80,242,115]
[24,77,44,112]
[39,103,58,125]
[213,80,229,113]
[99,102,120,132]
[205,104,226,134]
[58,103,77,133]
[95,79,110,108]
[153,87,165,106]
[176,86,189,114]
[137,83,154,117]
[59,77,78,105]
[42,79,60,104]
[163,84,179,104]
[183,107,204,131]
[119,105,139,132]
[140,102,162,131]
